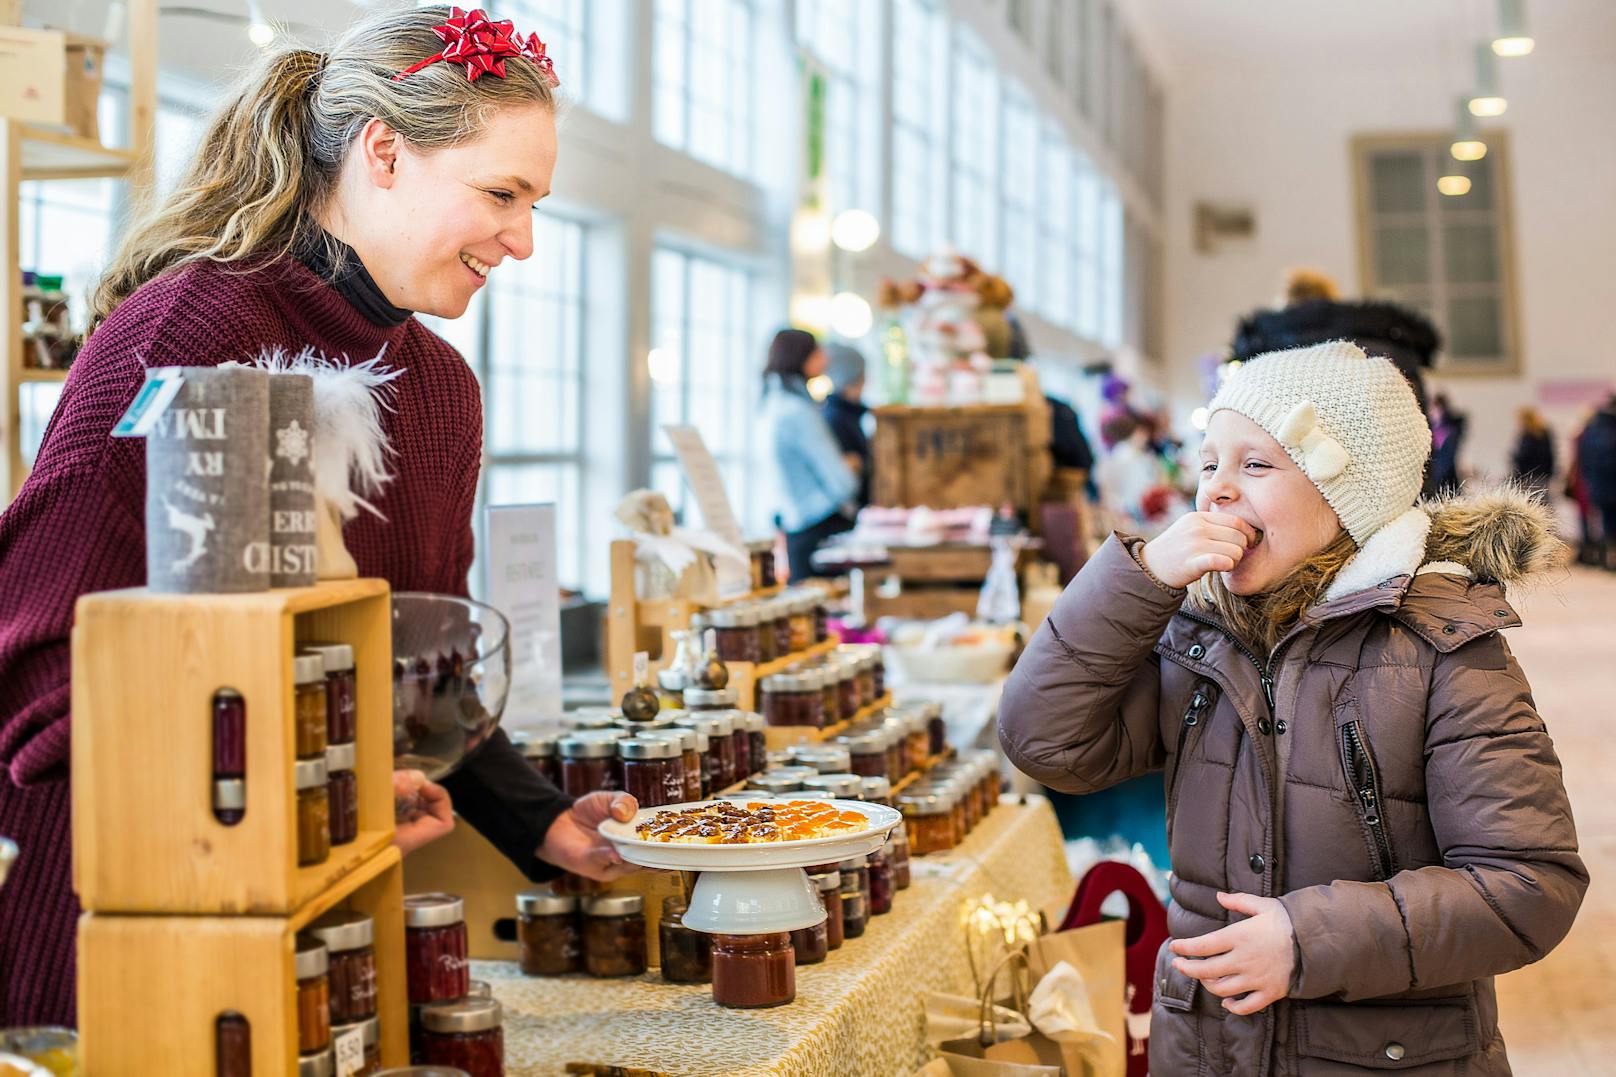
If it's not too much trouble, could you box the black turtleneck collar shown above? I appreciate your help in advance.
[298,231,413,329]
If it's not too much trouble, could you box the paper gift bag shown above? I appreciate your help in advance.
[936,947,1067,1075]
[1026,919,1126,1077]
[933,1045,1063,1077]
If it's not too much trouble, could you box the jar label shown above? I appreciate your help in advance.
[334,1025,366,1077]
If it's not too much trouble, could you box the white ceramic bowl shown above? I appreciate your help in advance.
[598,799,902,873]
[682,867,828,934]
[885,640,1014,684]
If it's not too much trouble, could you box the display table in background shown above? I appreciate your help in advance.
[479,797,1073,1077]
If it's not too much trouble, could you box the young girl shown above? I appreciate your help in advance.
[1000,342,1586,1075]
[0,7,634,1026]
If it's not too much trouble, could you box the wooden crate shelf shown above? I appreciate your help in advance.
[762,692,894,752]
[72,579,396,914]
[80,847,410,1075]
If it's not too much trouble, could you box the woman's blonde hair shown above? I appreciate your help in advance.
[90,5,557,328]
[1188,529,1360,655]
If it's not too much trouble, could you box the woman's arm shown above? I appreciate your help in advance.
[1280,633,1587,1001]
[789,402,858,510]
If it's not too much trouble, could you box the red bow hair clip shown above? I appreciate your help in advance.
[393,7,559,86]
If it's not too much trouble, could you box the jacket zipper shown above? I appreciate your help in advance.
[1177,609,1298,715]
[1167,685,1214,816]
[1339,719,1395,879]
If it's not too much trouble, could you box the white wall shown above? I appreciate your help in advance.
[1159,15,1616,482]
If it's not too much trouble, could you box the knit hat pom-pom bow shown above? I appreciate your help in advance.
[1275,401,1350,483]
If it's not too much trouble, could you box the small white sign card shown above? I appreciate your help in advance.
[484,503,563,733]
[661,424,751,596]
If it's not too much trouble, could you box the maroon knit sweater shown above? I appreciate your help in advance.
[0,256,482,1024]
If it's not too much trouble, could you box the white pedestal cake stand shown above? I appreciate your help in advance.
[599,799,903,934]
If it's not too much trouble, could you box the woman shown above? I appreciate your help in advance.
[762,329,858,581]
[0,7,633,1026]
[1510,406,1556,499]
[820,342,871,507]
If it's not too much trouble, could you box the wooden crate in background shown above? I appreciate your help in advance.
[870,402,1051,524]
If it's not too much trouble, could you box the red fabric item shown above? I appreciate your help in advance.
[1059,860,1169,1075]
[0,256,483,1025]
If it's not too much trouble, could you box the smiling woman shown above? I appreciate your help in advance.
[0,6,641,1030]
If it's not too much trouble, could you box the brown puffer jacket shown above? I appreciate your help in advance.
[999,492,1587,1076]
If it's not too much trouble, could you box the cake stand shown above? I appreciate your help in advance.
[599,799,903,934]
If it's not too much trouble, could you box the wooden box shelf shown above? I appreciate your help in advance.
[71,579,396,914]
[79,846,410,1075]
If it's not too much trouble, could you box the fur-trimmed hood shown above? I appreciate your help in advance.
[1323,486,1563,603]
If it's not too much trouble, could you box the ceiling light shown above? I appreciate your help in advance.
[647,347,680,385]
[790,209,831,254]
[1437,174,1472,197]
[828,292,873,338]
[830,209,880,253]
[246,0,274,47]
[1492,0,1534,56]
[1450,97,1487,161]
[1467,44,1507,116]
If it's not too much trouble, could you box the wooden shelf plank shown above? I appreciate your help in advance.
[16,367,69,383]
[18,125,138,179]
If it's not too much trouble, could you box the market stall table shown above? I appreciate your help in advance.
[476,796,1071,1077]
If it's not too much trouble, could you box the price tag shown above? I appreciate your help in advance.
[110,366,185,437]
[333,1024,365,1077]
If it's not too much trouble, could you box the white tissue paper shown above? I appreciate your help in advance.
[1028,960,1117,1054]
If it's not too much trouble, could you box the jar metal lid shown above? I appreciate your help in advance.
[674,712,733,736]
[583,892,644,917]
[765,749,795,768]
[638,728,698,753]
[764,765,820,783]
[558,733,619,759]
[656,667,688,691]
[738,711,766,732]
[296,1047,335,1077]
[618,737,679,761]
[748,774,802,794]
[842,731,886,755]
[898,791,951,815]
[307,909,374,952]
[512,733,557,758]
[615,715,678,732]
[861,776,892,799]
[716,791,768,802]
[215,687,243,702]
[331,1015,379,1049]
[213,778,246,810]
[418,996,503,1035]
[294,757,328,790]
[468,980,492,998]
[565,708,623,728]
[516,888,578,916]
[762,671,818,691]
[300,642,355,673]
[794,746,852,773]
[809,870,842,891]
[403,892,465,929]
[800,773,864,798]
[295,933,329,980]
[683,687,739,708]
[838,856,868,871]
[293,654,326,686]
[325,741,357,773]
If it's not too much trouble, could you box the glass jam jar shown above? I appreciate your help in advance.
[559,732,620,797]
[711,710,753,781]
[295,934,330,1055]
[684,686,739,712]
[707,607,760,664]
[512,732,561,786]
[810,870,844,950]
[306,910,377,1025]
[840,888,870,940]
[790,915,828,965]
[294,654,329,760]
[755,601,779,663]
[675,713,736,790]
[765,765,821,786]
[784,592,814,653]
[741,711,767,777]
[747,773,802,795]
[517,889,582,975]
[867,846,894,916]
[659,896,712,983]
[757,541,777,589]
[923,701,948,757]
[860,776,893,807]
[794,744,852,775]
[840,646,876,708]
[216,1012,251,1077]
[800,773,863,800]
[417,997,504,1077]
[619,737,684,808]
[843,731,888,779]
[404,893,470,1005]
[325,741,359,847]
[641,728,702,802]
[211,688,246,825]
[296,1048,334,1077]
[583,893,646,977]
[832,659,861,722]
[300,642,357,746]
[711,932,795,1008]
[761,671,824,728]
[879,716,913,778]
[295,756,330,867]
[330,1015,380,1077]
[900,790,957,854]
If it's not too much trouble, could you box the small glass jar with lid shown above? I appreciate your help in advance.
[684,686,739,712]
[790,915,828,965]
[832,659,862,721]
[757,542,777,588]
[888,828,912,889]
[517,889,582,975]
[909,782,965,843]
[785,592,815,653]
[839,646,877,708]
[640,728,703,802]
[712,709,752,781]
[211,688,247,825]
[294,654,329,760]
[765,765,821,786]
[766,598,794,660]
[794,744,852,775]
[564,707,623,730]
[867,845,895,916]
[582,893,647,978]
[295,756,330,867]
[707,606,761,664]
[748,772,802,796]
[761,670,823,729]
[900,790,957,855]
[416,996,504,1077]
[746,539,769,591]
[296,1048,334,1077]
[404,893,470,1005]
[618,737,684,808]
[839,885,870,939]
[325,741,359,847]
[812,593,829,643]
[860,776,893,807]
[842,731,888,780]
[329,1015,381,1077]
[558,732,621,797]
[512,731,561,786]
[674,713,736,790]
[810,870,845,949]
[895,709,930,772]
[300,642,357,746]
[306,909,377,1025]
[658,896,712,983]
[878,716,912,778]
[922,701,948,757]
[711,932,795,1008]
[753,601,779,663]
[295,933,330,1055]
[800,773,864,800]
[739,711,767,776]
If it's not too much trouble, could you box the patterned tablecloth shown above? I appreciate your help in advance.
[477,795,1074,1077]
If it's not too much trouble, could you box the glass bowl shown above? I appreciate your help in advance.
[392,593,511,781]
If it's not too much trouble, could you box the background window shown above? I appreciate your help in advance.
[653,0,756,178]
[1036,125,1074,325]
[948,24,1000,266]
[1000,82,1039,305]
[796,0,882,217]
[890,0,948,256]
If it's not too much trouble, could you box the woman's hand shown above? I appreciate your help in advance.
[1169,892,1295,1016]
[539,791,639,881]
[392,769,455,855]
[1141,511,1258,589]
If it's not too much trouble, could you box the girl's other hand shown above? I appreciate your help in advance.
[1168,891,1295,1016]
[1141,510,1259,589]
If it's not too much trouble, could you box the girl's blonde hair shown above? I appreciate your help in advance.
[1188,529,1360,655]
[90,5,557,328]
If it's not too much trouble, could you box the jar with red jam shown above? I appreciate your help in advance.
[740,711,767,777]
[839,646,877,708]
[707,607,760,664]
[582,893,647,978]
[211,688,246,825]
[867,846,894,916]
[658,896,712,983]
[761,671,824,728]
[923,701,948,756]
[843,731,888,780]
[674,714,736,790]
[559,732,620,797]
[888,827,912,889]
[300,642,357,746]
[641,728,703,802]
[404,893,470,1005]
[416,996,503,1077]
[790,915,828,965]
[306,910,377,1025]
[711,932,795,1008]
[329,1015,380,1077]
[512,732,561,786]
[517,889,582,976]
[684,686,739,712]
[619,737,684,808]
[810,870,844,950]
[324,741,359,847]
[711,709,752,780]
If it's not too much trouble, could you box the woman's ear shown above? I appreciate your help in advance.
[356,118,401,189]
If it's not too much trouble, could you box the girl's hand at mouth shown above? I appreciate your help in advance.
[1142,511,1260,589]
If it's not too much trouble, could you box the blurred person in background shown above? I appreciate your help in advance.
[1429,393,1468,496]
[1574,394,1616,571]
[820,343,871,508]
[1510,406,1556,501]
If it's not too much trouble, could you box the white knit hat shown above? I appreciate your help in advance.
[1207,341,1430,545]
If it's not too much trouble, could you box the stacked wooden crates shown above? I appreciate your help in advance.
[72,580,410,1073]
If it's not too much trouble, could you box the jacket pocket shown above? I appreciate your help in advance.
[1167,681,1218,819]
[1338,717,1396,880]
[1151,937,1200,1014]
[1296,996,1480,1072]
